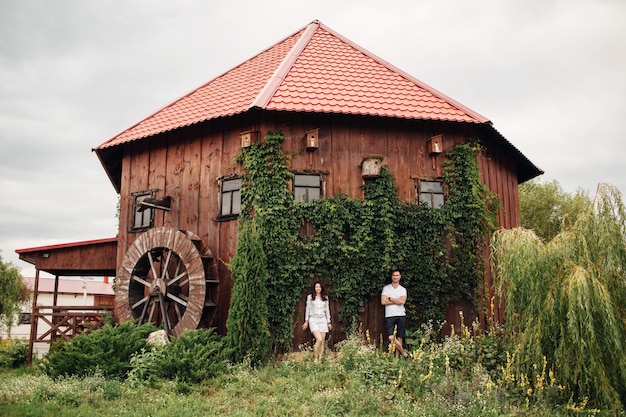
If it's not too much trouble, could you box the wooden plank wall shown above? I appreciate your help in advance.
[116,112,522,345]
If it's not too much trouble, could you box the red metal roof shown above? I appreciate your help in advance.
[15,237,118,254]
[95,20,489,150]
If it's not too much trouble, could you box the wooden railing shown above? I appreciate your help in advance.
[28,305,114,363]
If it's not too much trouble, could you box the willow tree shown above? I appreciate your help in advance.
[492,183,626,409]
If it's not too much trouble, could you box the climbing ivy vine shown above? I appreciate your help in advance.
[233,131,498,353]
[235,131,302,353]
[443,140,500,307]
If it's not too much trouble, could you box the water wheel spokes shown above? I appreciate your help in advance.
[116,227,210,337]
[157,292,171,336]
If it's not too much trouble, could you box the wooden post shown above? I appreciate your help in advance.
[52,275,60,342]
[27,268,41,365]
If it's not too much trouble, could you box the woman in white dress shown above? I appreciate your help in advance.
[302,281,332,362]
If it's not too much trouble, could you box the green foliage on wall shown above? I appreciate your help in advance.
[234,131,498,353]
[235,131,303,353]
[443,140,500,306]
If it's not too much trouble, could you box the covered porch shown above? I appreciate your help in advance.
[15,237,117,363]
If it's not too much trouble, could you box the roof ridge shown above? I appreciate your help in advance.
[249,20,320,110]
[95,19,492,153]
[316,21,490,124]
[95,23,317,149]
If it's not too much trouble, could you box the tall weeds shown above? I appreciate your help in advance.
[492,183,626,410]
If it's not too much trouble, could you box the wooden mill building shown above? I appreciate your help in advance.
[34,20,541,348]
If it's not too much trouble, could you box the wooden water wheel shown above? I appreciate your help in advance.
[115,227,219,337]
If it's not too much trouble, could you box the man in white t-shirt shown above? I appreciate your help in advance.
[381,270,409,359]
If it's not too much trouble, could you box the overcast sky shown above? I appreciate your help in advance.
[2,0,625,277]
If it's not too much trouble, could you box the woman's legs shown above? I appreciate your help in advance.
[311,330,326,362]
[318,331,327,360]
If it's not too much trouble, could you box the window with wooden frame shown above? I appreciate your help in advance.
[417,179,445,208]
[131,190,156,230]
[293,174,322,202]
[19,312,31,325]
[218,176,242,220]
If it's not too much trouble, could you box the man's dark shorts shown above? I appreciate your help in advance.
[385,316,406,339]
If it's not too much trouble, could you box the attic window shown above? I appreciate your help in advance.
[131,190,156,230]
[293,174,321,202]
[217,176,241,221]
[417,179,445,209]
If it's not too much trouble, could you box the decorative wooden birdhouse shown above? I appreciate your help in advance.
[240,130,259,148]
[361,155,384,178]
[305,128,319,150]
[427,134,443,155]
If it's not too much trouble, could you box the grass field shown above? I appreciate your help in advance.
[1,331,621,417]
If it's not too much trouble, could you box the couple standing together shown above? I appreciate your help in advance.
[302,270,409,361]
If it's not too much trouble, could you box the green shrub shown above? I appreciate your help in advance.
[40,321,157,379]
[128,328,231,385]
[226,218,272,365]
[154,328,231,383]
[101,379,122,400]
[336,326,418,393]
[469,324,508,379]
[0,339,28,369]
[335,328,377,373]
[126,346,164,386]
[404,320,442,352]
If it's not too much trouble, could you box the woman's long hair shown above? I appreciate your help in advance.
[309,280,328,301]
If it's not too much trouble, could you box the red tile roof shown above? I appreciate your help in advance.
[95,20,489,150]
